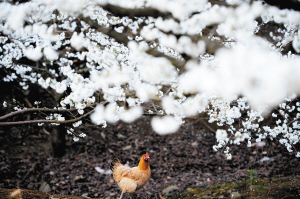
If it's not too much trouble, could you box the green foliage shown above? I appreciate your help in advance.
[246,170,256,185]
[246,170,265,193]
[256,184,265,192]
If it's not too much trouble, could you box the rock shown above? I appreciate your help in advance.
[39,182,51,193]
[117,133,125,139]
[162,185,178,195]
[122,145,132,150]
[73,175,85,181]
[191,141,199,147]
[229,192,241,199]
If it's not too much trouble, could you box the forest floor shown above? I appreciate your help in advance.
[1,116,300,198]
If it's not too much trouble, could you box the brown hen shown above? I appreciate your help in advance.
[110,152,151,199]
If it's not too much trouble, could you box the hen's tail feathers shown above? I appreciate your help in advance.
[110,158,121,172]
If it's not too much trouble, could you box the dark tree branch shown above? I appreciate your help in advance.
[145,48,186,69]
[2,0,31,5]
[100,3,177,21]
[0,107,78,121]
[79,14,130,45]
[79,15,188,69]
[0,109,95,126]
[263,0,300,11]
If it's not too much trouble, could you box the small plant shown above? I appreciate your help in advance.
[247,170,265,193]
[247,170,256,185]
[256,184,265,192]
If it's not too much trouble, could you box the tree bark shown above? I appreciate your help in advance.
[50,125,66,158]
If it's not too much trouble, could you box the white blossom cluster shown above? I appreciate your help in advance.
[2,0,300,156]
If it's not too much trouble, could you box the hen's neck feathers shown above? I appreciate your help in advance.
[137,155,150,171]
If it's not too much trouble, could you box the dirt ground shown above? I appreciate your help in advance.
[0,116,300,198]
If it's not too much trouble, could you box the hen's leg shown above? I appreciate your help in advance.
[118,192,123,199]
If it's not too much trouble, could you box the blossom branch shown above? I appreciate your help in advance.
[0,109,95,126]
[0,107,78,121]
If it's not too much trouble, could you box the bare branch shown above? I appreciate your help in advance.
[0,109,95,126]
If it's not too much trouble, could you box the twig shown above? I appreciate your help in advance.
[199,119,216,133]
[150,100,158,113]
[19,163,37,185]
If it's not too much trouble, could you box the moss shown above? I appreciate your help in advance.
[167,175,300,199]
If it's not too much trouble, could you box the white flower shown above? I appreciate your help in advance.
[44,47,59,61]
[247,140,251,147]
[226,153,232,160]
[75,102,86,110]
[119,106,143,123]
[79,133,86,138]
[151,116,180,135]
[158,91,164,98]
[216,129,227,141]
[56,80,67,94]
[34,101,41,105]
[73,120,82,127]
[71,32,85,51]
[24,47,43,61]
[73,137,79,142]
[78,109,84,115]
[213,145,218,151]
[276,119,281,125]
[224,146,230,154]
[84,96,95,104]
[54,114,65,121]
[14,107,21,111]
[136,83,158,101]
[91,104,105,124]
[3,101,7,107]
[104,102,119,123]
[158,110,164,115]
[293,33,300,53]
[101,120,107,128]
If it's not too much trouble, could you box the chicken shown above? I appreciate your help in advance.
[110,152,151,199]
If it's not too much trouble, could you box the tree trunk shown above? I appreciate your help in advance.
[50,125,66,158]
